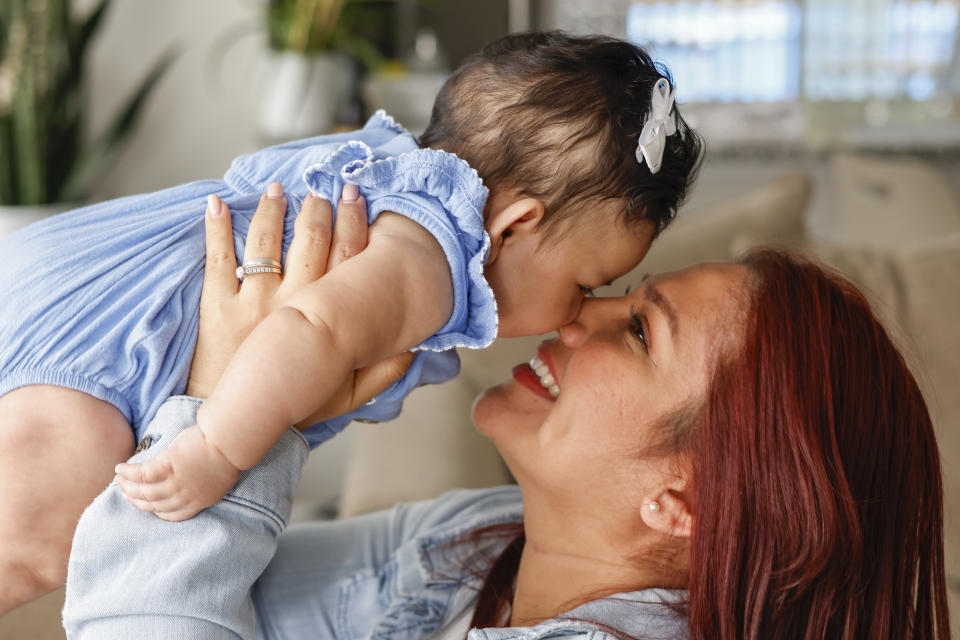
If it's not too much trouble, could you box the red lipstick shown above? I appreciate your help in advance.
[511,363,556,401]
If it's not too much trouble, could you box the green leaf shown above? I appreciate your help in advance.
[0,117,16,204]
[69,0,110,62]
[1,0,174,205]
[333,30,385,70]
[11,42,45,204]
[58,48,177,201]
[62,0,110,102]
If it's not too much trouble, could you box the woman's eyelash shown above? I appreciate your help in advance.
[578,285,596,298]
[630,306,649,351]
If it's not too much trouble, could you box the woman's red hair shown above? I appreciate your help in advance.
[470,249,948,639]
[688,249,949,639]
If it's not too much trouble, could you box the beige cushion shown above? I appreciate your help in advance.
[637,171,812,276]
[338,373,513,518]
[0,587,65,639]
[829,153,960,247]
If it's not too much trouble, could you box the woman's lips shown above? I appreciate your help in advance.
[510,342,561,402]
[512,363,556,401]
[537,344,559,382]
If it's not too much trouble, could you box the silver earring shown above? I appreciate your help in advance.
[646,501,660,512]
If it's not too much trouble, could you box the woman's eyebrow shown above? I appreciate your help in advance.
[645,283,679,339]
[624,273,651,295]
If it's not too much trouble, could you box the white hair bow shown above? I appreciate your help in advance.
[635,78,677,175]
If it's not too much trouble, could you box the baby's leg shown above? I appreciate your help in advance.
[0,385,133,616]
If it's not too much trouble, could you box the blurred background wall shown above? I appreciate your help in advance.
[78,0,509,200]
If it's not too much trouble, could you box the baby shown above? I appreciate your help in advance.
[0,31,701,605]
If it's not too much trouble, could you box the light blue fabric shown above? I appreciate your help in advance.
[0,111,497,448]
[63,396,690,640]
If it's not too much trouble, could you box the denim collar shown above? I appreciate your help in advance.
[365,496,689,640]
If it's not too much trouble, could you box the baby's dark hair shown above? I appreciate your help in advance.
[420,31,704,238]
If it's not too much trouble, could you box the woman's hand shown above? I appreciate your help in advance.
[117,184,413,521]
[186,183,413,423]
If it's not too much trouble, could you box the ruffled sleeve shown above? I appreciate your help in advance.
[302,140,497,351]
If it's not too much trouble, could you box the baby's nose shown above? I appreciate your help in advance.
[559,301,601,348]
[558,320,586,348]
[559,297,616,347]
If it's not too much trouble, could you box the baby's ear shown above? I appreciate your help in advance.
[485,197,546,264]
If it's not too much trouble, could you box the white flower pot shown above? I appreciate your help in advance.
[0,202,79,238]
[258,51,344,141]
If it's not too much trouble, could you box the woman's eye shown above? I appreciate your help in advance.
[630,307,649,351]
[578,285,596,298]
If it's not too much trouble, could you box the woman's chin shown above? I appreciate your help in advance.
[471,378,549,441]
[470,384,505,438]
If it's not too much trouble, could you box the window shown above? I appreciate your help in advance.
[627,1,801,103]
[622,0,960,104]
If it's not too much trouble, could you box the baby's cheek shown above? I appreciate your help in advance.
[560,293,584,327]
[539,301,576,334]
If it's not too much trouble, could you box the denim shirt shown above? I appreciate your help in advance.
[0,111,496,448]
[63,397,690,640]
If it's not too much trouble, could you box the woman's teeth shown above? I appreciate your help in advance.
[529,356,560,398]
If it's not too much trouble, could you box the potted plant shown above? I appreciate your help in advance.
[260,0,393,140]
[0,0,173,235]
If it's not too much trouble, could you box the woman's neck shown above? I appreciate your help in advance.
[508,514,688,627]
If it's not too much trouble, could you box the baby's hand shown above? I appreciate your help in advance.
[115,425,241,521]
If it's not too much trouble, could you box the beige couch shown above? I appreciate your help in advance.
[3,153,959,638]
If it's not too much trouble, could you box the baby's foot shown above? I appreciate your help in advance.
[115,424,241,521]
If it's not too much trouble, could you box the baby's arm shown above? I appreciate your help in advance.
[117,210,453,521]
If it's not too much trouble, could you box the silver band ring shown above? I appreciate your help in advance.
[236,258,282,281]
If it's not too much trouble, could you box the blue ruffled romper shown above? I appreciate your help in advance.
[0,112,497,447]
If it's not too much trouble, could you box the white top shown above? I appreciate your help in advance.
[433,601,477,640]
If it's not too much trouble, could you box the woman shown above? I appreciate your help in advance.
[63,192,950,639]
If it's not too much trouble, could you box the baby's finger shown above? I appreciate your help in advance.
[116,475,149,505]
[121,488,193,520]
[154,506,202,522]
[121,492,161,514]
[116,478,166,514]
[282,193,333,291]
[327,185,369,271]
[115,459,169,485]
[240,182,287,296]
[202,194,239,299]
[115,473,171,503]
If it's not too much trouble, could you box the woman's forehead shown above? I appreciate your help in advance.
[636,263,750,342]
[634,262,747,299]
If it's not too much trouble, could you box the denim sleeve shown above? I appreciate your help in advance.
[63,396,309,640]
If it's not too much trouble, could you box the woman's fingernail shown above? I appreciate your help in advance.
[207,194,223,218]
[267,182,284,200]
[342,183,359,203]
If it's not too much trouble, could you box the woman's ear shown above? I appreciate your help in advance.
[641,487,693,539]
[485,196,546,265]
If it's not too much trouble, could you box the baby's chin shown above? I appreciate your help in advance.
[496,315,554,338]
